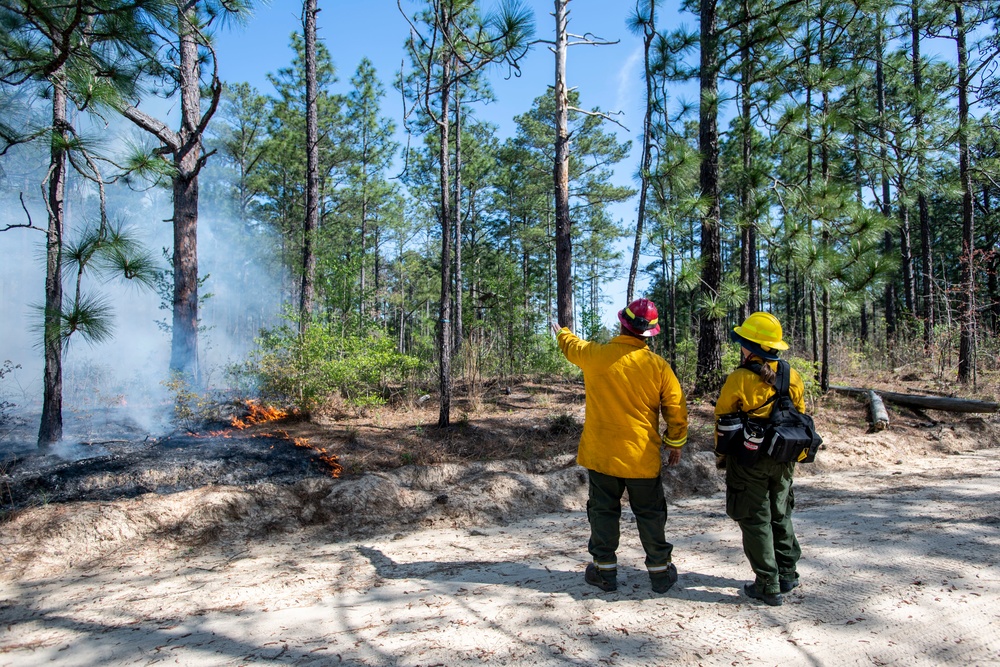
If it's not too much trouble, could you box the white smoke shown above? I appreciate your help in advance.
[0,127,284,448]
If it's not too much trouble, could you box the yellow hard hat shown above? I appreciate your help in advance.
[733,312,789,352]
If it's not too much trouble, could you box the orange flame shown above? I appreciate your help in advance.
[231,400,288,429]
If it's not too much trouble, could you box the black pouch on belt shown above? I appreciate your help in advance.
[736,419,767,467]
[714,413,744,456]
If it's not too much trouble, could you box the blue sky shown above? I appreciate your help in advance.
[214,0,696,328]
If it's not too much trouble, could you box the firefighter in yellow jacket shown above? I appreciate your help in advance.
[716,312,805,607]
[553,298,688,593]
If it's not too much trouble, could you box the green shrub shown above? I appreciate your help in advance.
[246,319,423,412]
[163,372,225,428]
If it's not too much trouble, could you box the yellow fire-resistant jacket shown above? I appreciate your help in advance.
[557,328,688,479]
[714,356,807,419]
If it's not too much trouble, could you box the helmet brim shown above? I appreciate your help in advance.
[731,329,781,360]
[732,324,789,350]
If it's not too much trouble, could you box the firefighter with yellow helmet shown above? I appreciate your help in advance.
[716,312,807,606]
[552,298,689,594]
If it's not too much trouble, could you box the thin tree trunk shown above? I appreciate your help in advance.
[437,8,454,427]
[122,3,221,382]
[695,0,724,395]
[38,66,68,448]
[912,0,933,346]
[300,0,319,332]
[739,0,758,318]
[553,0,573,330]
[876,22,896,341]
[899,200,915,313]
[956,2,975,384]
[627,0,656,303]
[810,286,819,371]
[454,79,464,353]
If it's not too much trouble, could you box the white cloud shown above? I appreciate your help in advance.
[614,45,644,121]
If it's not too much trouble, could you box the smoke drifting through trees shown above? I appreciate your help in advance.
[0,129,283,437]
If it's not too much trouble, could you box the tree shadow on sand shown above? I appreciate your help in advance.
[356,545,746,603]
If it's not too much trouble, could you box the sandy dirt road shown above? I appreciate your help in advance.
[2,447,999,666]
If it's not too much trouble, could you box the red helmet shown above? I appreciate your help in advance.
[618,298,661,337]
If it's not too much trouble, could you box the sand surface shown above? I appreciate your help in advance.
[2,445,999,666]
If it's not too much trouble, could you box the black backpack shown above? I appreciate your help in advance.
[714,360,822,465]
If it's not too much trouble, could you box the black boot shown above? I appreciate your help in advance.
[584,563,617,592]
[650,563,678,593]
[779,578,799,593]
[744,582,783,606]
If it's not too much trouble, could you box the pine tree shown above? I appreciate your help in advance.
[0,0,167,447]
[120,0,257,384]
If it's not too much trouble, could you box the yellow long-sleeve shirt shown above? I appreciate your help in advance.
[557,328,688,479]
[715,358,807,419]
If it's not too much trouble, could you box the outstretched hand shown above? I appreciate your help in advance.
[549,321,561,336]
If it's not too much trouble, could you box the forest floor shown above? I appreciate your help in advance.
[1,369,999,665]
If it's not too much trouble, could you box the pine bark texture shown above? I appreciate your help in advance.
[695,0,723,394]
[38,66,68,448]
[300,0,319,332]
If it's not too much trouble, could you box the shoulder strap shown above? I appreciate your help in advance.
[774,359,790,399]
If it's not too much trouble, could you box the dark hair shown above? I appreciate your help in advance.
[740,353,777,386]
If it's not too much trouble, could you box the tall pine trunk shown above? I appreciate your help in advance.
[955,2,975,384]
[876,22,897,341]
[454,79,464,353]
[122,3,222,382]
[300,0,319,332]
[695,0,724,394]
[738,0,758,318]
[553,0,573,329]
[912,0,934,346]
[38,66,68,448]
[437,7,454,426]
[627,0,656,303]
[171,3,204,380]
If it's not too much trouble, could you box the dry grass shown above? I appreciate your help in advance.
[284,378,585,476]
[275,355,1000,479]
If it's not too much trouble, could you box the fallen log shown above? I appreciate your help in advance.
[830,386,1000,413]
[867,390,889,430]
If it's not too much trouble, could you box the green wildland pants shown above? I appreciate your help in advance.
[726,455,801,595]
[587,469,674,571]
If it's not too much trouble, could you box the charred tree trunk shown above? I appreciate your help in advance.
[553,0,573,330]
[831,385,999,413]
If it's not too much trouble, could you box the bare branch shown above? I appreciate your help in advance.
[1,193,46,233]
[567,106,629,132]
[566,32,619,46]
